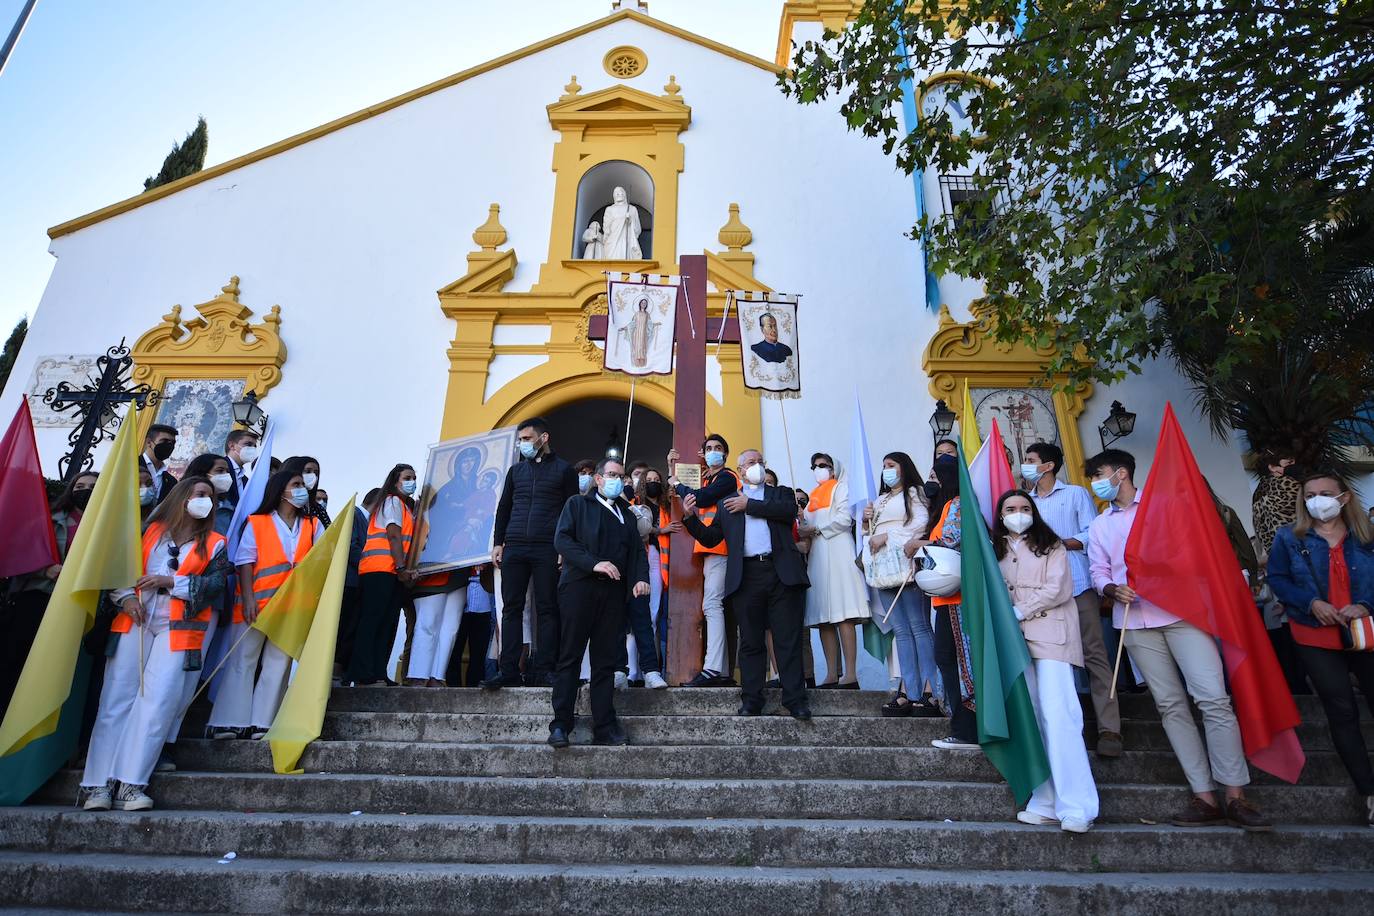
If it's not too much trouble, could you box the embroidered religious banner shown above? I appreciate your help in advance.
[734,291,801,398]
[604,273,680,376]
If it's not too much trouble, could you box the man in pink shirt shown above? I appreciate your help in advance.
[1086,448,1270,832]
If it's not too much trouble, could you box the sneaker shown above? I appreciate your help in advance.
[685,670,719,687]
[614,671,630,690]
[82,784,113,811]
[644,671,669,690]
[1060,816,1092,834]
[249,728,270,741]
[1225,797,1273,833]
[1169,796,1226,827]
[931,736,979,751]
[113,783,154,812]
[1096,731,1124,758]
[1016,810,1059,826]
[207,726,239,740]
[154,747,176,773]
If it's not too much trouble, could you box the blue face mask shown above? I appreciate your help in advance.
[1091,475,1120,501]
[518,441,537,459]
[578,473,593,493]
[600,477,624,500]
[287,487,310,508]
[934,453,958,469]
[881,467,900,488]
[1020,463,1043,484]
[704,450,725,468]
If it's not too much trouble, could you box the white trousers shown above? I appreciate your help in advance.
[82,612,189,788]
[702,554,727,674]
[411,590,467,681]
[1024,657,1100,823]
[167,610,218,743]
[208,622,292,729]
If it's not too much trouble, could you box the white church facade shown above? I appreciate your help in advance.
[1,2,1292,517]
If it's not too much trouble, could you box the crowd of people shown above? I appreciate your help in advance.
[1,415,1370,833]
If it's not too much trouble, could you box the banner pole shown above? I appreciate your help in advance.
[624,379,637,460]
[777,396,798,491]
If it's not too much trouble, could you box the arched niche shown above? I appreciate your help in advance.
[573,160,654,259]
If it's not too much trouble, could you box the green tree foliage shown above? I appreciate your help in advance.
[0,317,28,394]
[143,116,208,192]
[782,1,1373,465]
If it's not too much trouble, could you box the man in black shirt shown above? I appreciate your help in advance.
[547,458,650,747]
[483,417,580,688]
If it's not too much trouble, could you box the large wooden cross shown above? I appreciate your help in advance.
[587,254,742,684]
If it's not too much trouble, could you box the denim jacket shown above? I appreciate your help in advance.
[1266,524,1374,628]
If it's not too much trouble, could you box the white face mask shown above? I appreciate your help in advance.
[813,467,832,484]
[302,472,319,489]
[186,496,213,519]
[1020,463,1044,483]
[1305,494,1343,522]
[1003,511,1034,534]
[401,479,418,496]
[744,463,766,485]
[238,445,260,464]
[209,473,233,494]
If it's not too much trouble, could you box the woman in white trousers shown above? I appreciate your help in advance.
[82,477,229,811]
[993,489,1100,834]
[409,570,467,685]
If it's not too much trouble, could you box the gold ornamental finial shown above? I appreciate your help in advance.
[562,74,582,100]
[472,203,508,251]
[663,74,681,98]
[717,203,752,252]
[222,276,240,299]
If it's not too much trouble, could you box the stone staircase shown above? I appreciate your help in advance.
[2,687,1372,913]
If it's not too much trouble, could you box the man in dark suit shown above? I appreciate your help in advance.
[140,423,179,504]
[223,428,261,508]
[548,458,651,748]
[681,448,812,719]
[749,313,793,364]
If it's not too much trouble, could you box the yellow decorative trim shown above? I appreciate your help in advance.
[603,45,648,79]
[775,2,974,68]
[471,203,508,251]
[130,276,287,438]
[48,9,778,240]
[921,303,1094,487]
[561,75,582,100]
[717,203,753,252]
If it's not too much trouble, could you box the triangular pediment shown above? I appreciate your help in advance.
[547,84,691,132]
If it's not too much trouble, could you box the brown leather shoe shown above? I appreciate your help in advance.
[1169,796,1226,827]
[1226,797,1273,832]
[1096,731,1123,758]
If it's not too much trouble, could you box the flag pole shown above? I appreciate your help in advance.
[1109,600,1131,700]
[777,397,797,490]
[188,621,258,705]
[623,379,637,459]
[880,563,915,625]
[138,621,145,697]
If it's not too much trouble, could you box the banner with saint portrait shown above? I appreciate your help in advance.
[734,291,801,398]
[603,274,680,376]
[411,426,518,575]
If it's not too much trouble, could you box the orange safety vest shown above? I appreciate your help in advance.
[692,469,736,557]
[928,499,961,607]
[359,500,414,575]
[232,513,318,624]
[111,523,226,658]
[654,504,671,588]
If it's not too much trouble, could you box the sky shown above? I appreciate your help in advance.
[0,0,785,335]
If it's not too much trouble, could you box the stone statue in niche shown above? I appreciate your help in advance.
[598,186,643,259]
[581,221,604,260]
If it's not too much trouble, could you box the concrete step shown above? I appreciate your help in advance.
[3,851,1371,914]
[165,737,1367,787]
[304,710,1365,751]
[6,807,1372,873]
[35,770,1371,825]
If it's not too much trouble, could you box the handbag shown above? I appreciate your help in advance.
[863,540,912,590]
[1297,543,1374,652]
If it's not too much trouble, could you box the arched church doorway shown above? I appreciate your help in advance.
[542,397,673,474]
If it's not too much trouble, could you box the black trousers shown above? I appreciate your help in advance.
[731,559,807,712]
[617,589,661,676]
[334,584,362,669]
[446,612,494,687]
[0,590,48,716]
[550,577,626,736]
[1294,642,1374,795]
[499,542,561,681]
[934,603,977,743]
[346,572,404,684]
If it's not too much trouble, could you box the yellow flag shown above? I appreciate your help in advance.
[960,379,982,457]
[0,406,144,756]
[250,497,353,659]
[264,497,355,774]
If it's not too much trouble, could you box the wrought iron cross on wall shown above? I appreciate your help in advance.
[43,339,159,483]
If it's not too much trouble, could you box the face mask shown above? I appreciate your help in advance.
[71,489,93,509]
[881,467,900,488]
[238,445,260,464]
[302,472,319,489]
[400,479,418,496]
[631,473,642,488]
[1305,494,1343,522]
[600,477,624,500]
[923,480,941,500]
[186,496,213,519]
[518,441,537,459]
[152,440,175,462]
[1020,463,1043,483]
[318,500,329,510]
[1004,512,1034,534]
[287,487,310,508]
[704,450,725,468]
[814,467,832,484]
[744,463,766,485]
[934,453,958,469]
[139,486,156,506]
[645,481,663,499]
[578,473,593,493]
[209,473,232,494]
[1091,475,1120,501]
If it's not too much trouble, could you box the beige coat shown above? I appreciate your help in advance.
[997,537,1084,666]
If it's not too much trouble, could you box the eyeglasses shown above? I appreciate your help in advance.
[810,464,831,470]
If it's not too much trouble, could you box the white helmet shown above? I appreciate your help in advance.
[914,545,962,597]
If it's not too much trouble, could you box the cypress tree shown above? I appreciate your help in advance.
[0,317,28,394]
[143,117,208,192]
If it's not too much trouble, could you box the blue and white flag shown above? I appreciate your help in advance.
[226,421,276,565]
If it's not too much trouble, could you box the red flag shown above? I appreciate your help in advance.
[1125,403,1305,783]
[0,398,59,578]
